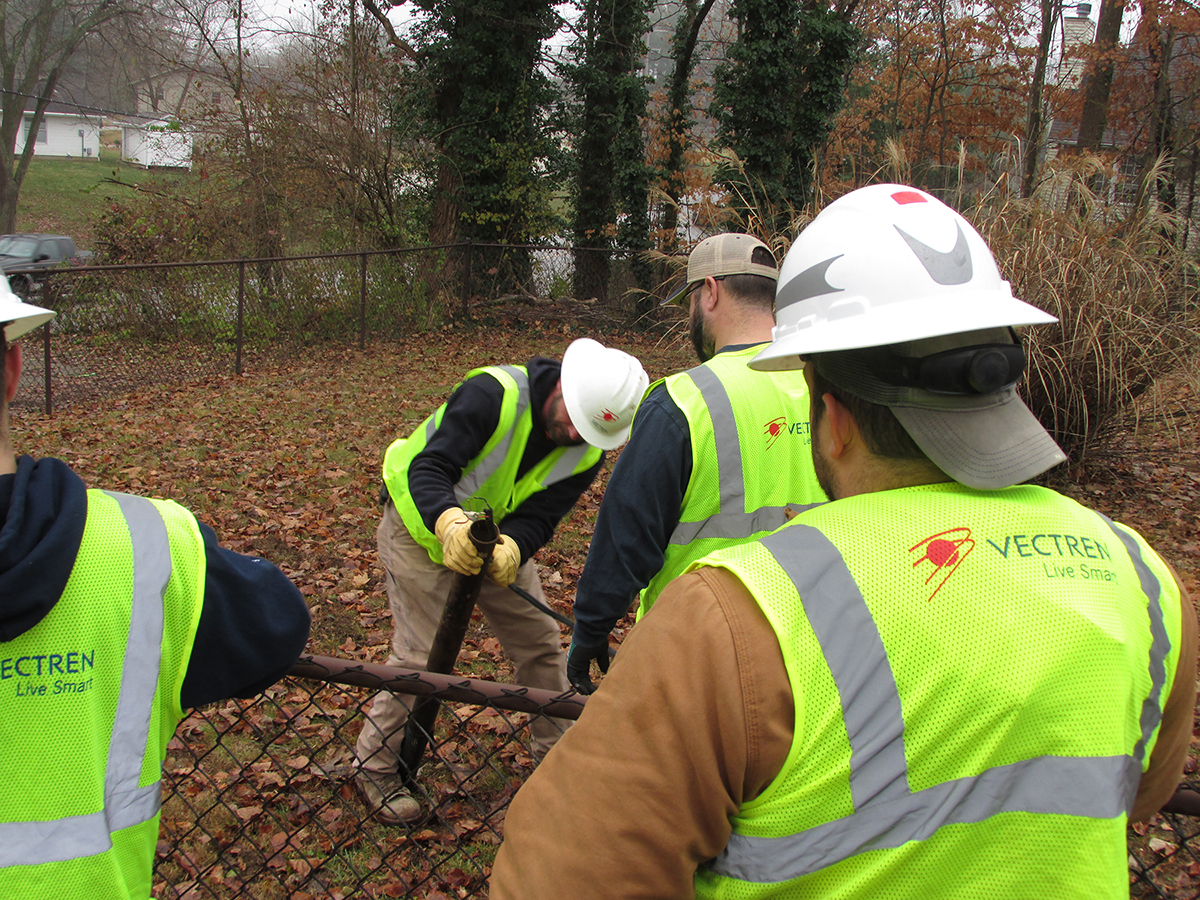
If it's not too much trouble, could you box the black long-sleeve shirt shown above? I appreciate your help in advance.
[406,356,604,564]
[571,345,770,648]
[570,381,690,646]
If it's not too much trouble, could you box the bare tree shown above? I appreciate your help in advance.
[1074,0,1125,153]
[0,0,144,231]
[1022,0,1060,198]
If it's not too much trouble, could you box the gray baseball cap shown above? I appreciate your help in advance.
[664,233,778,307]
[810,328,1067,489]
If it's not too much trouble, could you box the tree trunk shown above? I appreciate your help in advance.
[1074,0,1124,153]
[1021,0,1058,198]
[1148,18,1176,216]
[659,0,718,255]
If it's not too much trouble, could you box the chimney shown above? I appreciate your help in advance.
[1059,3,1097,88]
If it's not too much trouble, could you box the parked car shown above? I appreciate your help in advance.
[0,233,92,298]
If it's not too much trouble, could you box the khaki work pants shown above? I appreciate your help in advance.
[355,501,570,773]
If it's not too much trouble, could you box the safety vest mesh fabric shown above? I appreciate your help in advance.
[382,365,601,564]
[638,346,823,616]
[691,482,1183,900]
[0,491,206,899]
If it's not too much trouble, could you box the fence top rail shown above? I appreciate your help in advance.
[35,241,643,279]
[290,654,589,720]
[38,243,475,276]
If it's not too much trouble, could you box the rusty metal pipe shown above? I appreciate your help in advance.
[289,654,587,719]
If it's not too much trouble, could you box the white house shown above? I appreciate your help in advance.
[120,119,193,169]
[21,102,101,158]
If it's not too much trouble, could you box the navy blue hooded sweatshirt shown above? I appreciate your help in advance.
[0,455,310,708]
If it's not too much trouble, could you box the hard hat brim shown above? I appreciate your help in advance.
[2,303,54,342]
[751,290,1057,371]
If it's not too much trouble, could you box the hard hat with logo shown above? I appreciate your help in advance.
[559,338,649,450]
[0,275,54,342]
[751,183,1056,369]
[752,184,1066,489]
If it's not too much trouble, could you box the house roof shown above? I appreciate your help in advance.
[23,98,102,119]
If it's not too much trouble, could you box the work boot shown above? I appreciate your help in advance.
[356,771,423,825]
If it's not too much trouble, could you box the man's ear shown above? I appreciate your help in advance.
[701,275,721,313]
[820,391,856,461]
[4,342,21,405]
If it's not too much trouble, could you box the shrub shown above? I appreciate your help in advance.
[975,187,1199,467]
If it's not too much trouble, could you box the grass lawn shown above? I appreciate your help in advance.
[14,153,192,249]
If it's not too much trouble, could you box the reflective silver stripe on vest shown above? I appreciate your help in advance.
[1097,513,1169,789]
[543,444,592,486]
[671,505,822,545]
[455,366,530,502]
[668,367,810,545]
[0,493,170,867]
[709,520,1166,884]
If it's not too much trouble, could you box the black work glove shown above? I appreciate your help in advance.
[567,638,610,695]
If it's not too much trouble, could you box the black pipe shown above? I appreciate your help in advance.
[397,512,498,784]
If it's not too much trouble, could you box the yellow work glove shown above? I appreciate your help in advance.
[488,535,521,587]
[435,507,483,576]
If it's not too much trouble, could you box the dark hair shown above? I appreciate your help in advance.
[0,334,7,414]
[810,357,929,461]
[721,246,777,310]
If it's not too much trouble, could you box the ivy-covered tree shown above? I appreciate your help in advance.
[411,0,561,293]
[569,0,654,309]
[712,0,860,232]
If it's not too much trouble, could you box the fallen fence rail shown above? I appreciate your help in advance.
[154,654,1200,899]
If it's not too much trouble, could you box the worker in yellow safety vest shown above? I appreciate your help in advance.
[567,234,825,694]
[355,338,647,825]
[491,184,1198,900]
[0,281,310,899]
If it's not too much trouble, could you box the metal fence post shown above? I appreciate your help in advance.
[236,260,246,376]
[461,241,473,316]
[359,252,368,350]
[42,320,52,416]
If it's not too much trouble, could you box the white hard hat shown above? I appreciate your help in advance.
[0,274,54,342]
[559,338,649,450]
[752,184,1056,370]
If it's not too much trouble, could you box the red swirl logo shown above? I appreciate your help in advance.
[909,527,975,602]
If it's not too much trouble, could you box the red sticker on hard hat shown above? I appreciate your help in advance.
[891,191,927,205]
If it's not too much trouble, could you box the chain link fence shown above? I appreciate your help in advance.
[153,654,1200,899]
[10,243,659,414]
[156,655,584,900]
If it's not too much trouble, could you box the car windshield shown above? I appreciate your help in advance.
[0,236,38,256]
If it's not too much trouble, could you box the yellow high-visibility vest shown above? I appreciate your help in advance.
[383,365,601,564]
[0,491,205,899]
[694,483,1184,900]
[639,345,823,615]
